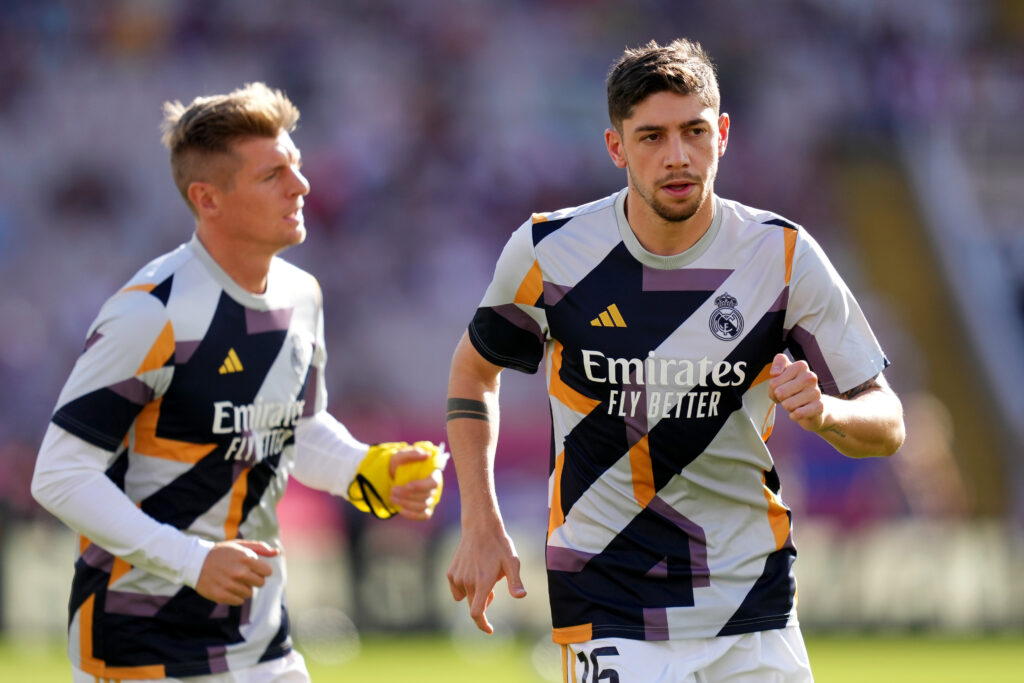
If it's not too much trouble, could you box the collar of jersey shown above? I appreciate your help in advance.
[189,233,279,311]
[615,189,722,270]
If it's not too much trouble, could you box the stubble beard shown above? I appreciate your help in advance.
[629,161,717,224]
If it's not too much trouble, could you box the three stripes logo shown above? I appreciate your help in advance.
[590,303,627,328]
[219,348,244,374]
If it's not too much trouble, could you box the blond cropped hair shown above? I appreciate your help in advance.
[161,82,300,214]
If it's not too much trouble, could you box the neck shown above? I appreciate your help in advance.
[195,224,273,294]
[624,190,715,256]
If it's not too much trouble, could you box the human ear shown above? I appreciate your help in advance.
[604,128,628,169]
[187,182,218,216]
[717,113,730,157]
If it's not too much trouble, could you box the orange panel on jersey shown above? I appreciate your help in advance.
[552,623,593,644]
[547,451,566,538]
[549,342,600,416]
[136,320,175,375]
[79,594,168,679]
[121,283,157,294]
[760,404,776,442]
[531,213,549,224]
[513,260,544,306]
[783,227,798,286]
[750,362,773,388]
[762,478,791,550]
[109,557,132,586]
[629,435,655,508]
[134,398,217,463]
[224,469,250,540]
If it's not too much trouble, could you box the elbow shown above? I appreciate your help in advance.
[874,418,906,458]
[30,467,57,512]
[887,419,907,457]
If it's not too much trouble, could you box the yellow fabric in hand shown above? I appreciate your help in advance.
[347,441,446,519]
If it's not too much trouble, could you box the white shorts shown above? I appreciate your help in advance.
[560,626,813,682]
[71,649,309,683]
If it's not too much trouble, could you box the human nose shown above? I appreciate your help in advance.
[289,166,310,196]
[664,135,690,168]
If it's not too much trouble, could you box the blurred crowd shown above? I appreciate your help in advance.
[0,0,1021,526]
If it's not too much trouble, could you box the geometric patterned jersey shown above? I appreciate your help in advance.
[49,235,326,678]
[468,189,888,644]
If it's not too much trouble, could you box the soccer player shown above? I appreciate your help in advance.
[31,82,445,682]
[445,39,905,681]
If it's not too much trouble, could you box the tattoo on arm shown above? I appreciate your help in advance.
[821,424,848,439]
[446,398,490,423]
[838,376,880,400]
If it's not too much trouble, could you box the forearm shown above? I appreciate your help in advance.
[292,410,369,497]
[446,397,503,526]
[31,424,211,586]
[816,387,905,458]
[446,334,505,528]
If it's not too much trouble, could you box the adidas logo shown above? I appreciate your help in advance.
[219,348,244,374]
[590,304,627,328]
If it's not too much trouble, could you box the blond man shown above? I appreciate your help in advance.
[33,83,443,682]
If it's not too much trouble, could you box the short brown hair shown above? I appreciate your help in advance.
[160,82,300,214]
[606,38,720,130]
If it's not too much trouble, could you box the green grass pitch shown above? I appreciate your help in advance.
[2,632,1022,682]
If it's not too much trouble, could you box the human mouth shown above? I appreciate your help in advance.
[660,178,698,199]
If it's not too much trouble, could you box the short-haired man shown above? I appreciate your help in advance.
[33,82,444,682]
[445,39,904,681]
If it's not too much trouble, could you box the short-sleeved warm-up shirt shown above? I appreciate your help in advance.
[50,235,326,677]
[468,189,888,643]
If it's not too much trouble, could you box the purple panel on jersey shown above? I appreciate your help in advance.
[81,544,115,572]
[245,308,293,335]
[108,377,154,405]
[105,591,171,617]
[645,558,668,579]
[768,287,789,313]
[210,603,230,619]
[176,339,201,363]
[302,360,318,417]
[543,282,572,307]
[207,645,229,674]
[84,331,103,351]
[492,303,544,344]
[642,267,732,292]
[648,496,710,587]
[624,380,647,449]
[546,545,596,572]
[786,325,838,395]
[643,607,670,641]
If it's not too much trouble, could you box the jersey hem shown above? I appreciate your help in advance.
[552,613,798,644]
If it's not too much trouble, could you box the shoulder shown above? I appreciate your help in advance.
[717,196,805,235]
[94,243,195,330]
[526,190,621,244]
[270,256,323,305]
[121,241,195,293]
[533,191,620,225]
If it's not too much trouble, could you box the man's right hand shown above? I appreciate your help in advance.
[195,540,279,605]
[446,525,527,634]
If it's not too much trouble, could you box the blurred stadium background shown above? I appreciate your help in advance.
[1,0,1023,680]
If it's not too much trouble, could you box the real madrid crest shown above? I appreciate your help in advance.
[709,292,744,341]
[290,334,312,376]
